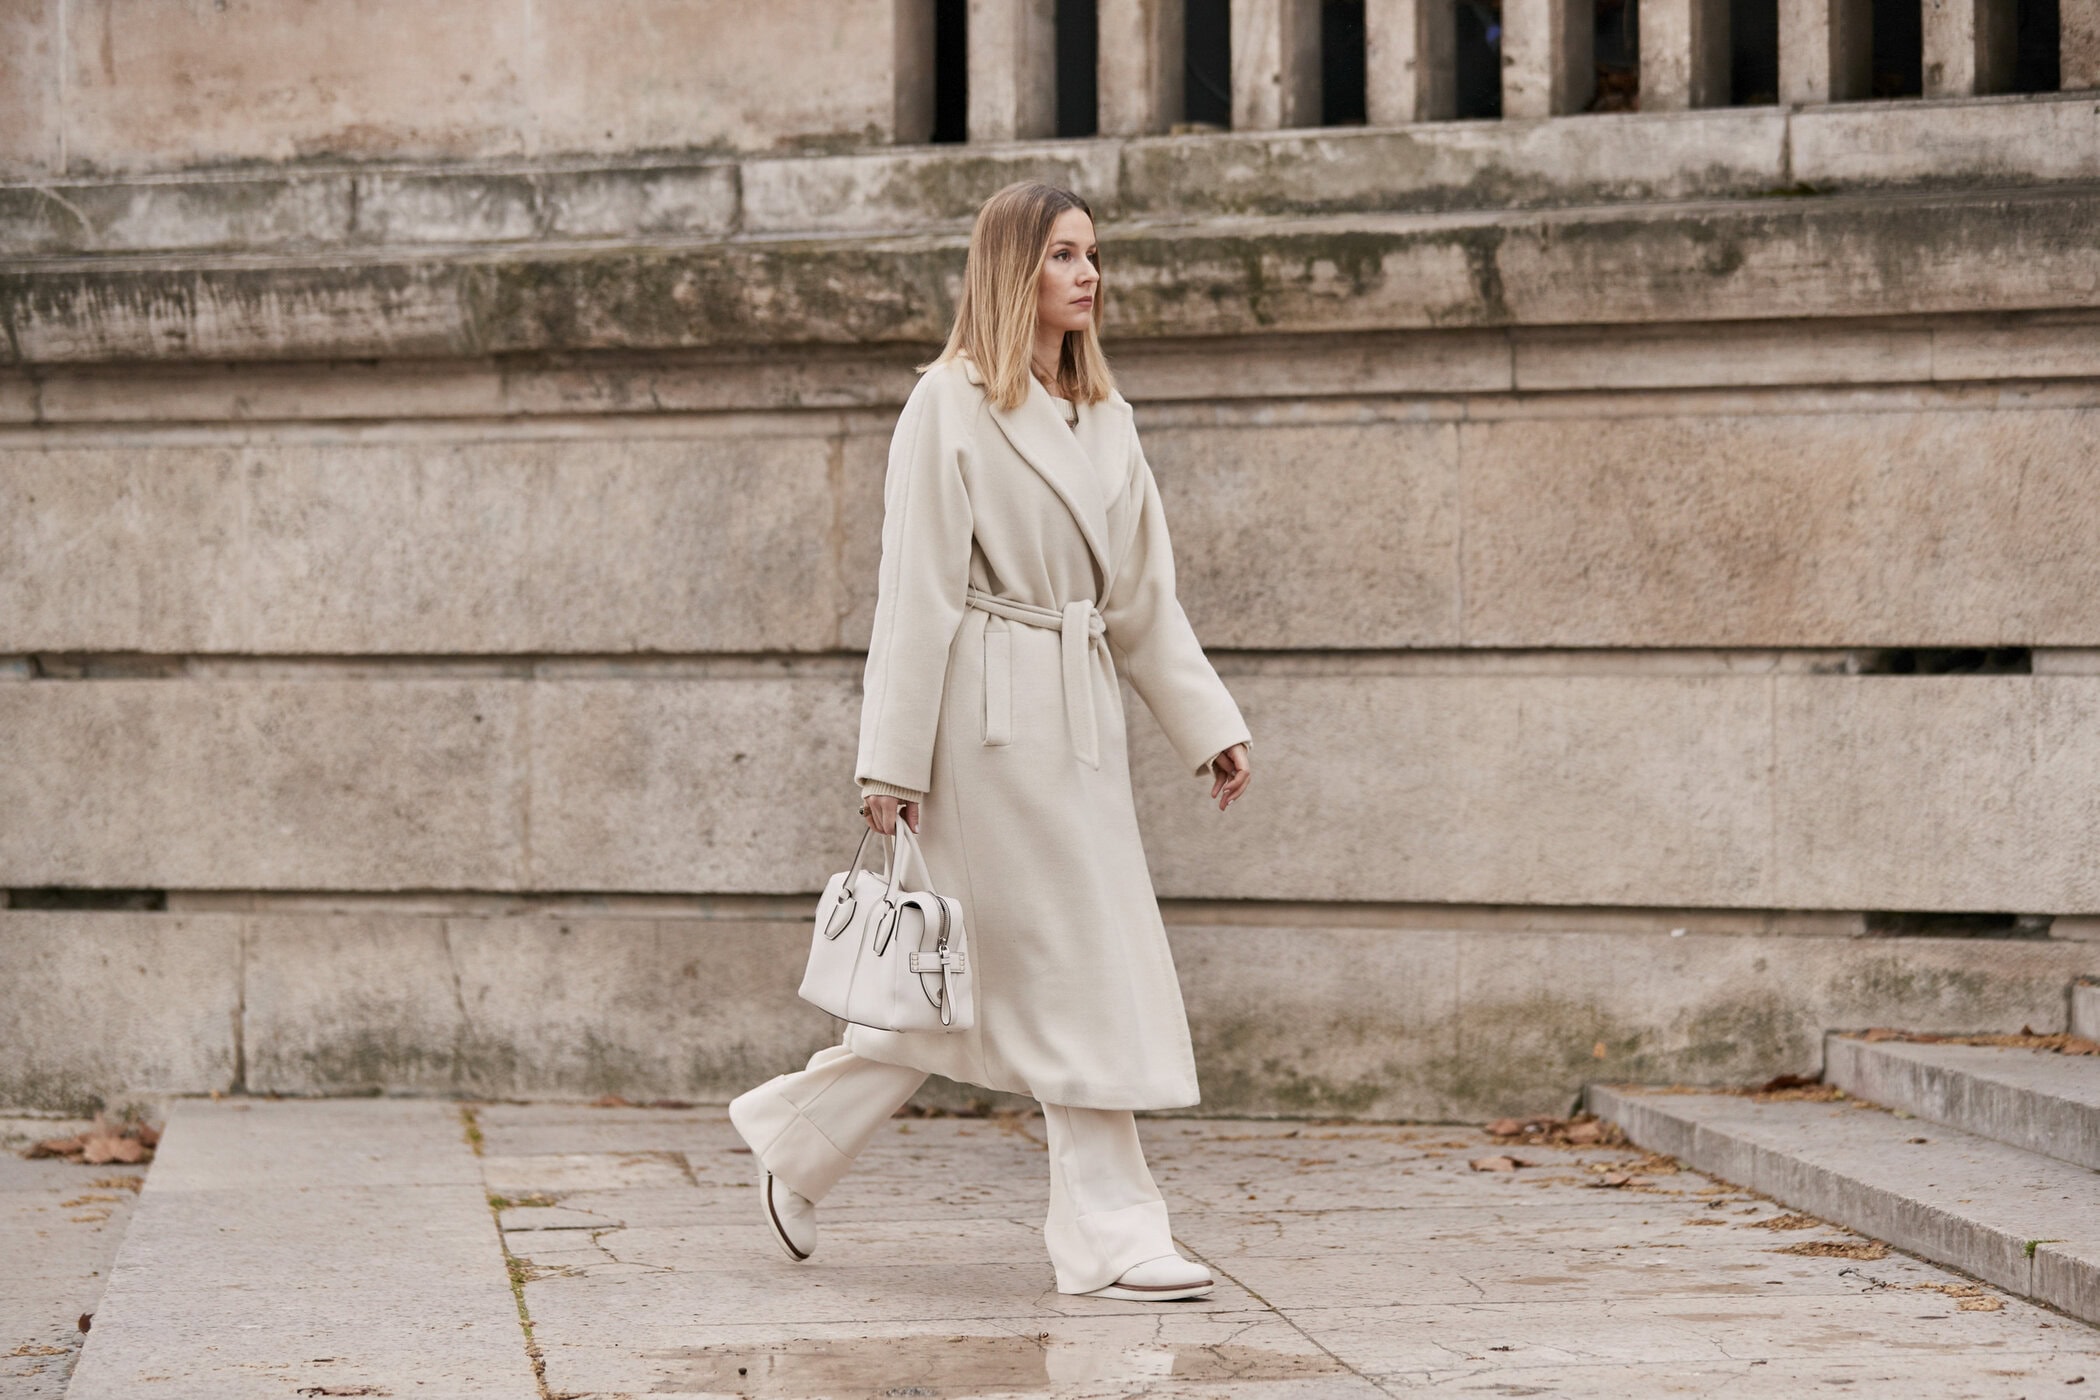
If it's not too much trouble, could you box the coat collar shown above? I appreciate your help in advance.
[958,353,1122,595]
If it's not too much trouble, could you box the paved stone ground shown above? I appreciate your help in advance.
[14,1098,2100,1398]
[0,1117,146,1398]
[481,1103,2100,1398]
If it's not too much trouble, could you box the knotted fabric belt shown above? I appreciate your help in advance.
[964,587,1110,769]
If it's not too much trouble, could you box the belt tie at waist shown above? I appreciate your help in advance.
[965,587,1110,769]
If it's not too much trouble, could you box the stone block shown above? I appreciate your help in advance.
[530,0,901,156]
[1432,930,2093,1117]
[0,176,352,257]
[1140,418,1462,648]
[968,0,1058,141]
[0,681,528,891]
[525,679,859,893]
[1641,0,1733,109]
[0,911,241,1111]
[0,0,58,176]
[62,0,531,173]
[1774,677,2100,913]
[242,914,835,1099]
[740,144,1119,235]
[1114,110,1786,217]
[1456,405,2100,647]
[2069,0,2100,89]
[1098,0,1186,135]
[0,441,248,652]
[1823,1036,2100,1170]
[1922,0,2019,95]
[1367,0,1458,123]
[1132,674,1775,907]
[1173,926,1464,1119]
[538,166,741,242]
[1231,0,1323,130]
[7,261,478,363]
[9,670,2100,912]
[1,431,853,654]
[1501,0,1594,117]
[1778,0,1871,102]
[1791,93,2100,190]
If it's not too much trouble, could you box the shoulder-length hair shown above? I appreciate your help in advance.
[926,181,1115,411]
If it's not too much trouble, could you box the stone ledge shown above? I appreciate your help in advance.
[1589,1084,2100,1325]
[6,187,2100,364]
[5,96,2097,257]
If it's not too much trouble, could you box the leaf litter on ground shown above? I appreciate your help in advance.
[23,1116,159,1165]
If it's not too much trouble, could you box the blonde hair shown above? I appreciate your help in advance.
[927,182,1115,411]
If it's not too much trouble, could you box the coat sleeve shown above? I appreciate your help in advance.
[854,373,976,802]
[1099,426,1252,778]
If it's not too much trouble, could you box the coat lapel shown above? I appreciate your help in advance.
[962,356,1116,593]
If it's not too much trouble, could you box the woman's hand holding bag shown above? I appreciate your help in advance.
[799,820,974,1033]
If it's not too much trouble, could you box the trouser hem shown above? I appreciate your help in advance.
[1047,1198,1176,1294]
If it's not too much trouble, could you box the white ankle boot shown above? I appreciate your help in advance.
[1083,1253,1214,1301]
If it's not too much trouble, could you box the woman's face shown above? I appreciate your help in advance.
[1035,207,1099,337]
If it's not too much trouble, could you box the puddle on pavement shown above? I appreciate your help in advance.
[646,1334,1345,1395]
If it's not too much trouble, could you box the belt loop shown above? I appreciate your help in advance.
[1061,599,1100,769]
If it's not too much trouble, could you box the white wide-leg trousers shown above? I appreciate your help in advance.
[728,1044,1178,1294]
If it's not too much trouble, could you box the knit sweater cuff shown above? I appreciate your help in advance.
[859,778,928,804]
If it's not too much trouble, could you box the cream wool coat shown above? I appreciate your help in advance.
[844,354,1251,1110]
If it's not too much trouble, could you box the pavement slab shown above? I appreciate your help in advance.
[482,1103,2100,1399]
[61,1098,537,1400]
[15,1098,2100,1397]
[0,1117,146,1399]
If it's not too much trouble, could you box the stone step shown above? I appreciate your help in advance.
[1587,1083,2100,1326]
[65,1098,536,1400]
[1825,1032,2100,1172]
[2076,979,2100,1041]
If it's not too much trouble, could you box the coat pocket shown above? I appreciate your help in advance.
[982,621,1012,746]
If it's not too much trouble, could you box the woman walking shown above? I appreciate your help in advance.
[729,181,1253,1302]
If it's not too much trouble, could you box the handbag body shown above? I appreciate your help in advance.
[798,821,974,1033]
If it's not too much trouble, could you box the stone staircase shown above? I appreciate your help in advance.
[1590,977,2100,1325]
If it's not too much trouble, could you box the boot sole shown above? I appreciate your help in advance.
[760,1169,811,1263]
[1083,1280,1214,1301]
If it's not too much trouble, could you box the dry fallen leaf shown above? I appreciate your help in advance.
[82,1133,147,1166]
[1746,1212,1824,1231]
[1468,1155,1530,1172]
[589,1094,632,1108]
[1774,1239,1889,1260]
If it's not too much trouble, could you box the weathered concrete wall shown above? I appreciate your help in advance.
[6,103,2099,1118]
[3,910,2089,1120]
[0,0,906,178]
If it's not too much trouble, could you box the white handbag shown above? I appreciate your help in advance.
[799,821,974,1033]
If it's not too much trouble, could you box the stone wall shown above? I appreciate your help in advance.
[0,0,912,176]
[4,57,2098,1118]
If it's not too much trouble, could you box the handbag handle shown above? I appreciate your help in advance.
[819,825,890,940]
[822,819,922,945]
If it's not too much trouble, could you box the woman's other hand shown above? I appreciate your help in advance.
[862,794,921,835]
[1208,743,1251,812]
